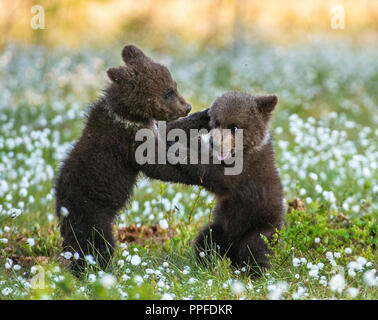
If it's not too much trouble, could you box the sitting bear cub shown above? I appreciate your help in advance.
[55,44,192,271]
[145,92,284,274]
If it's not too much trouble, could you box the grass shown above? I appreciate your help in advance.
[0,40,377,300]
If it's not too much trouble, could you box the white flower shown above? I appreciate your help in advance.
[334,252,341,259]
[292,258,301,267]
[309,269,319,278]
[363,270,377,287]
[329,274,346,293]
[231,280,245,295]
[326,252,333,260]
[161,293,174,300]
[88,274,96,283]
[1,287,13,296]
[344,247,352,254]
[188,278,197,284]
[130,255,141,266]
[356,257,367,266]
[199,251,205,258]
[267,281,288,300]
[27,238,35,247]
[309,172,318,180]
[60,206,69,217]
[207,279,213,286]
[62,251,72,259]
[314,237,320,244]
[0,238,8,244]
[346,287,359,298]
[101,274,116,289]
[73,252,80,260]
[159,219,169,230]
[348,269,356,277]
[315,185,323,193]
[292,286,307,299]
[85,255,96,265]
[134,275,143,286]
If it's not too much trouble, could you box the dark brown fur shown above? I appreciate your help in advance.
[55,45,192,272]
[142,92,284,274]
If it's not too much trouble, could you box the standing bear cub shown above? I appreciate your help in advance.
[55,44,192,271]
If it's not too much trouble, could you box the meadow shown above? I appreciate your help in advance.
[0,39,377,299]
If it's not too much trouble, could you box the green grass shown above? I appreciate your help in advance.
[0,40,377,299]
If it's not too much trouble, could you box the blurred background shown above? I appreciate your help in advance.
[1,0,378,49]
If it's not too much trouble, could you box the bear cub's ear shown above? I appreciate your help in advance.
[122,44,146,64]
[256,95,278,114]
[107,66,133,83]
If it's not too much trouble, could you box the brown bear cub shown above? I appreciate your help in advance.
[55,44,193,271]
[146,92,284,274]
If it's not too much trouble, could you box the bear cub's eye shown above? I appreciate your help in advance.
[164,89,175,99]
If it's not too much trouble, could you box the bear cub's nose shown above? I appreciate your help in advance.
[186,104,192,114]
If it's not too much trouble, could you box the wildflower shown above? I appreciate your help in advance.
[27,238,35,247]
[292,286,307,299]
[1,287,12,296]
[60,206,69,217]
[188,278,197,284]
[130,255,141,266]
[315,185,323,193]
[88,274,96,283]
[346,287,359,298]
[344,247,352,254]
[100,274,116,289]
[85,255,96,265]
[363,270,377,287]
[267,281,288,300]
[134,275,143,286]
[314,237,320,244]
[326,252,333,260]
[231,281,245,295]
[62,252,72,260]
[329,274,346,293]
[309,269,319,278]
[356,257,367,266]
[348,269,356,277]
[199,251,205,258]
[292,258,301,267]
[159,219,169,229]
[161,293,174,300]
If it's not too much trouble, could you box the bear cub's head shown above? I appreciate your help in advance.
[208,91,278,161]
[106,45,192,122]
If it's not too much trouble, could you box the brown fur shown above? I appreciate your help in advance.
[55,44,192,272]
[142,92,284,274]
